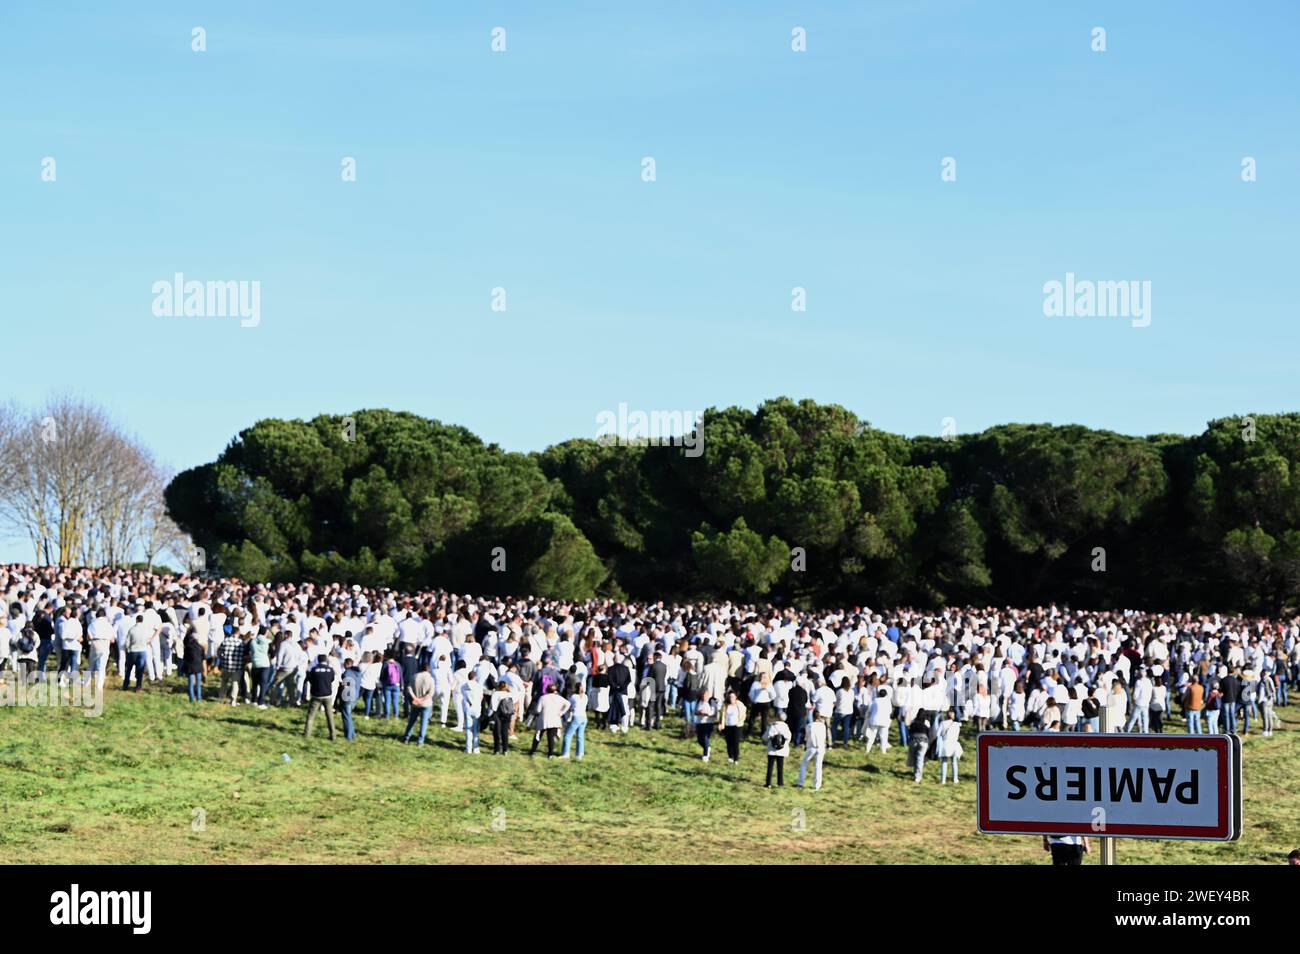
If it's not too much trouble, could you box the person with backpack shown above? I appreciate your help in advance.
[763,716,791,788]
[401,659,435,746]
[13,627,38,682]
[339,659,364,741]
[489,678,516,754]
[907,708,935,783]
[560,683,589,760]
[379,651,402,720]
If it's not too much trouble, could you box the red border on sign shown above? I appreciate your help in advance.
[976,733,1231,839]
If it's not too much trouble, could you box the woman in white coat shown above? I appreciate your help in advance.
[864,686,892,755]
[936,709,963,783]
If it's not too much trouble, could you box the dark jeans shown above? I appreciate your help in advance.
[723,725,743,761]
[1050,843,1084,865]
[696,722,715,755]
[36,640,54,679]
[765,754,785,786]
[492,712,511,753]
[122,651,148,690]
[187,672,203,702]
[251,666,272,704]
[268,668,298,705]
[531,726,558,757]
[608,691,626,726]
[832,712,852,744]
[747,702,770,736]
[788,714,804,747]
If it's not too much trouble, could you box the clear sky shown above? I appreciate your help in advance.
[2,1,1298,558]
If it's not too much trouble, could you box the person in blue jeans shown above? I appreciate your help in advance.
[340,660,364,741]
[380,652,402,719]
[679,661,700,738]
[121,614,152,692]
[182,626,206,702]
[1221,700,1236,735]
[36,636,55,682]
[401,661,435,746]
[561,686,589,759]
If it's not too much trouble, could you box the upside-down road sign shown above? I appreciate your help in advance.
[977,732,1241,841]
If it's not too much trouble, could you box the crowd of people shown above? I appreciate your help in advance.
[1,563,1294,794]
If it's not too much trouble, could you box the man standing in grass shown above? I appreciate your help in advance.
[122,614,152,692]
[402,660,436,746]
[460,668,484,754]
[218,628,246,706]
[304,654,337,741]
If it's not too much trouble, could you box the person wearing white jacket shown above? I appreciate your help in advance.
[529,683,571,758]
[864,686,892,755]
[935,711,963,783]
[798,712,828,790]
[763,718,791,787]
[1125,670,1153,732]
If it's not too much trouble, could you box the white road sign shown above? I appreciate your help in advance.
[977,732,1240,841]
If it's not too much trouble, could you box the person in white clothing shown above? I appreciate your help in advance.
[935,710,963,783]
[1125,669,1153,732]
[864,686,892,755]
[798,711,828,790]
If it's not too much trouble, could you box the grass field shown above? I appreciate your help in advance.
[1,678,1297,864]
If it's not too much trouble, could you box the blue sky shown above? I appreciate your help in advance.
[2,1,1297,519]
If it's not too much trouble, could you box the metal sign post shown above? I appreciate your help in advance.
[1098,705,1116,865]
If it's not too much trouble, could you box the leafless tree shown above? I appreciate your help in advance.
[0,395,187,568]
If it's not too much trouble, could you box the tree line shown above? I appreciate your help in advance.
[162,400,1300,613]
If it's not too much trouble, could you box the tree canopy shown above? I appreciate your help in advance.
[165,401,1300,612]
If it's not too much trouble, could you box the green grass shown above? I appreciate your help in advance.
[1,678,1297,864]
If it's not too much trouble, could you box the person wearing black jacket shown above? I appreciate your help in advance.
[303,655,337,741]
[399,645,419,719]
[1219,669,1242,734]
[908,709,935,783]
[786,680,809,747]
[647,653,668,728]
[32,603,55,682]
[606,654,631,731]
[182,626,206,702]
